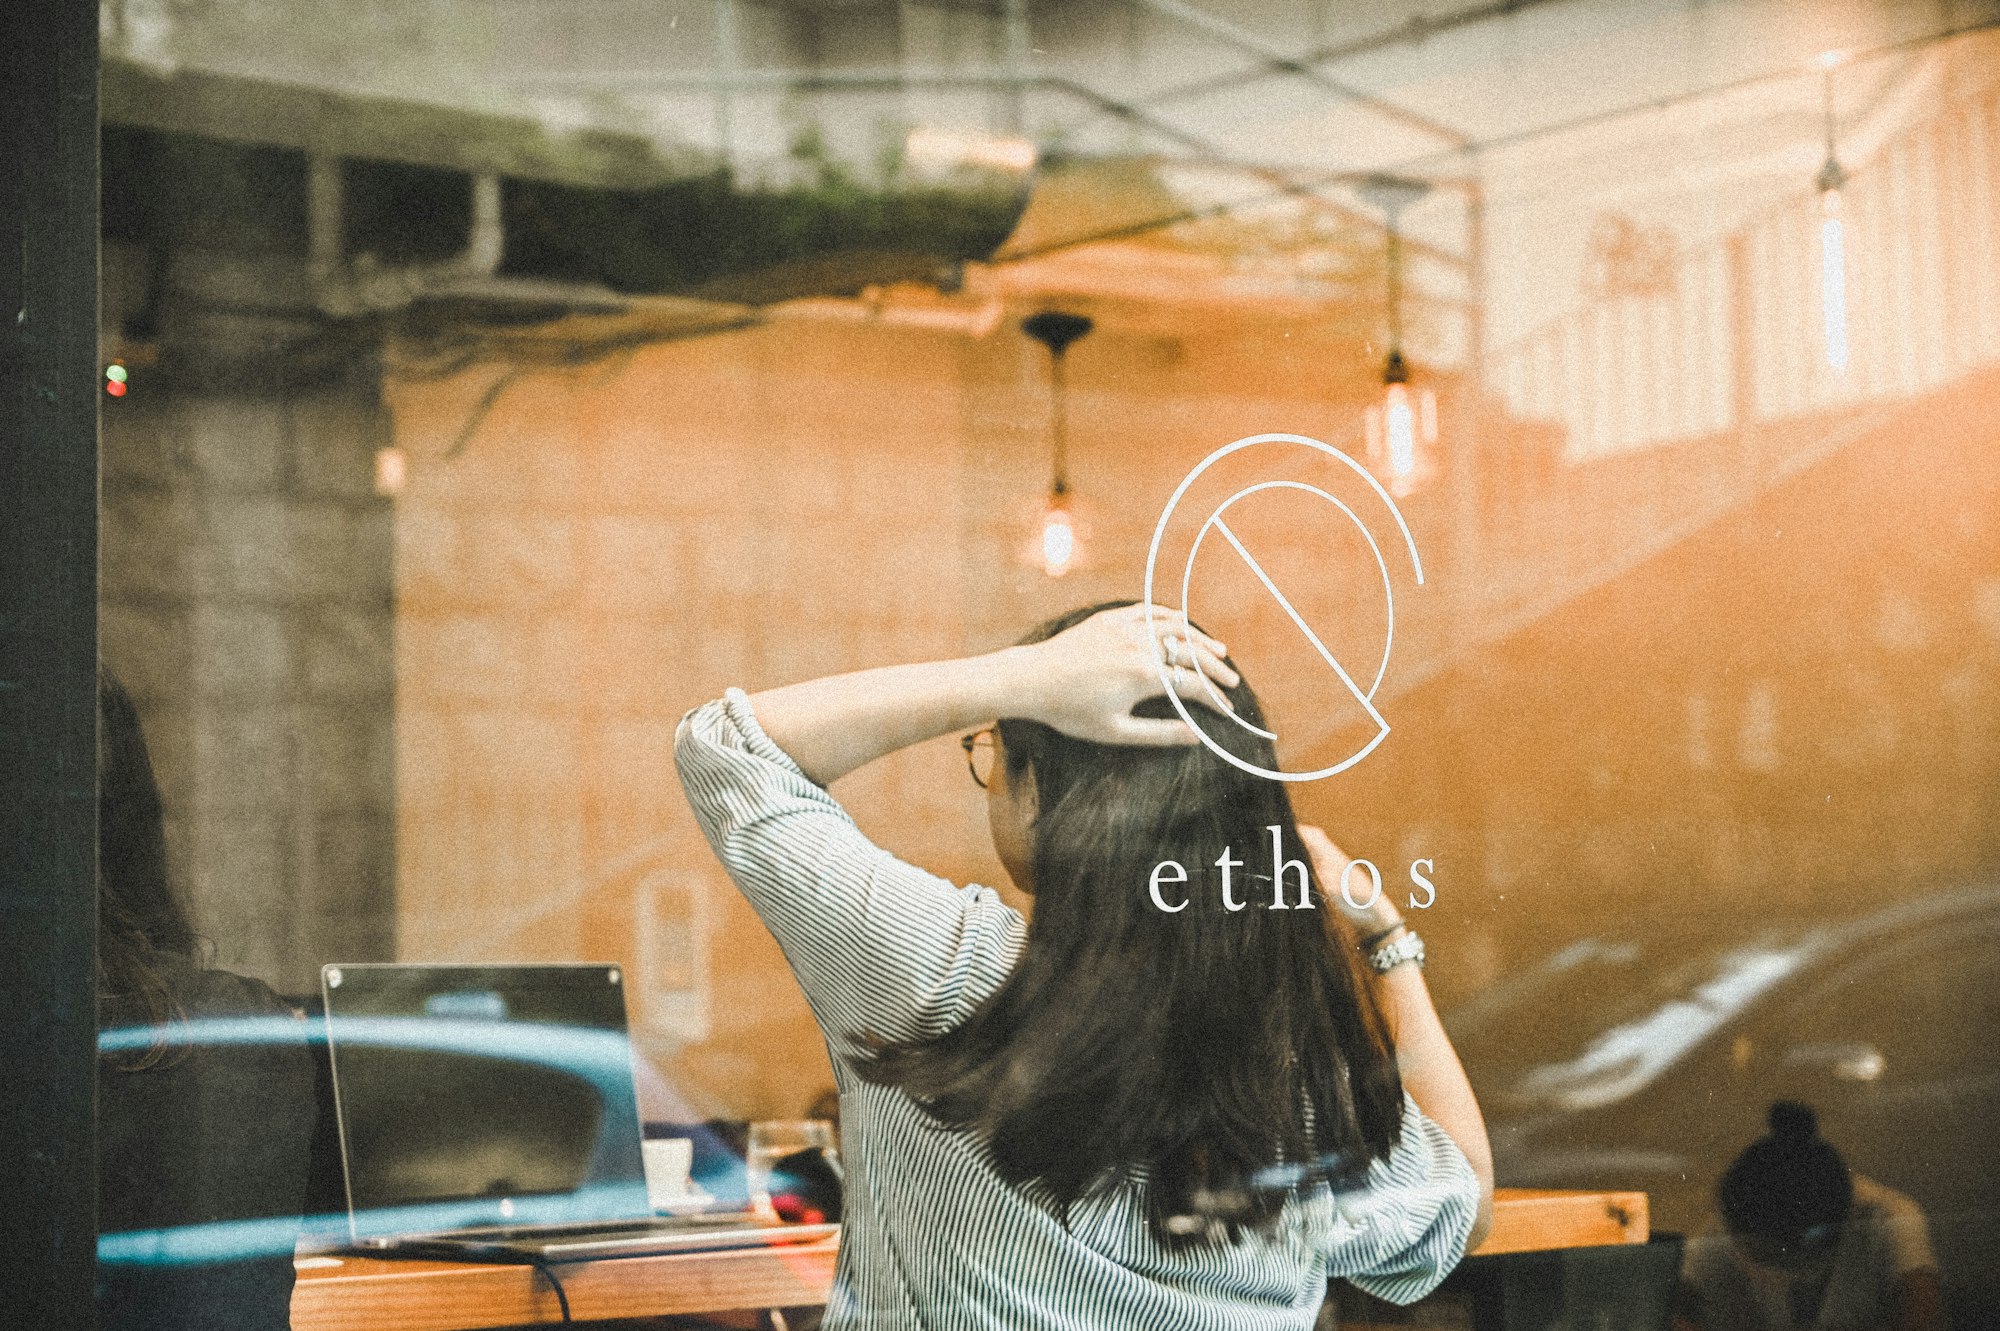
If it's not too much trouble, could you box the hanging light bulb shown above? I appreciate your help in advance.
[1357,175,1436,494]
[1022,311,1095,578]
[1382,354,1418,491]
[1815,55,1851,374]
[1040,494,1076,578]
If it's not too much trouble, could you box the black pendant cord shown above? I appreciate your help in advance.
[1816,67,1848,192]
[1022,310,1094,499]
[1357,175,1428,380]
[1050,348,1070,497]
[1385,222,1406,370]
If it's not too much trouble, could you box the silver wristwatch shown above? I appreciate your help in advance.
[1369,930,1426,973]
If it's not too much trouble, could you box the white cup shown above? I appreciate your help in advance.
[642,1137,696,1210]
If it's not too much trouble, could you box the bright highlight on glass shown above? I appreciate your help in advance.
[373,445,409,496]
[1814,55,1851,376]
[1040,503,1076,578]
[1364,385,1438,496]
[1819,187,1849,373]
[1383,383,1417,489]
[905,126,1038,175]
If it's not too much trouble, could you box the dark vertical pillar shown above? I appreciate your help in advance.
[0,0,101,1326]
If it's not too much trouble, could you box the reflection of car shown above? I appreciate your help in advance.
[1447,885,2000,1329]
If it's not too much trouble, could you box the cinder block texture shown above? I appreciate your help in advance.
[100,377,398,995]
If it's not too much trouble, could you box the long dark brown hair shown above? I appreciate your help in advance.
[859,602,1403,1247]
[98,669,201,1069]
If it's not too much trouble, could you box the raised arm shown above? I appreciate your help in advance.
[675,606,1239,1047]
[747,604,1236,786]
[1299,824,1497,1253]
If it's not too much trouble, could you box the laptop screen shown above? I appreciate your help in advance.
[321,963,651,1238]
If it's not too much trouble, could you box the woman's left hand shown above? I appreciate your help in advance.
[1297,824,1402,938]
[1005,604,1239,746]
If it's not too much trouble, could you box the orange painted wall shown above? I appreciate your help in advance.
[385,305,1406,1119]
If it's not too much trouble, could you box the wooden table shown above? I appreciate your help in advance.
[1474,1186,1647,1256]
[292,1189,1647,1331]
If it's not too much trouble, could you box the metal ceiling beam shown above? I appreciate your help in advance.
[516,65,1282,173]
[517,64,1470,267]
[1040,13,2000,264]
[1122,0,1472,147]
[1133,0,1576,114]
[1387,11,2000,170]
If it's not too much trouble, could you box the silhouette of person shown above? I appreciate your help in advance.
[1675,1101,1942,1331]
[95,670,321,1330]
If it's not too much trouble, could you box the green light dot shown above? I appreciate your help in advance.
[106,364,128,383]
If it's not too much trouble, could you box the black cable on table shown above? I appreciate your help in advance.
[345,1240,573,1323]
[522,1253,573,1323]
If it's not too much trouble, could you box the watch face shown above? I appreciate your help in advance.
[1372,934,1422,971]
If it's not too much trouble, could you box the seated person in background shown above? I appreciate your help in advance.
[96,671,319,1331]
[1675,1101,1941,1331]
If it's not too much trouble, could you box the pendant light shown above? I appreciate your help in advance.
[1022,310,1094,578]
[1358,175,1437,495]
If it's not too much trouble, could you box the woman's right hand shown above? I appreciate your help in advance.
[1005,604,1238,746]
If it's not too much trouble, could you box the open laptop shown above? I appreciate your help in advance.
[319,962,837,1259]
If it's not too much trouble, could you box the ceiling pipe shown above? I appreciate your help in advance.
[311,156,509,317]
[308,155,635,317]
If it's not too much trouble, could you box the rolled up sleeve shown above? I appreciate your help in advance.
[673,690,1025,1054]
[1324,1094,1481,1304]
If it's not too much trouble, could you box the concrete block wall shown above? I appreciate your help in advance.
[99,254,398,994]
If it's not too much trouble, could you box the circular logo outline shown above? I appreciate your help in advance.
[1143,433,1424,783]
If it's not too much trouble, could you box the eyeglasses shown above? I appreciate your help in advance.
[960,728,996,789]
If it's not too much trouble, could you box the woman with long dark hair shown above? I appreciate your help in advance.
[676,602,1493,1328]
[96,670,319,1331]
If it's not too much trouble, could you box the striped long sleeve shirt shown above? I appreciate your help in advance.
[675,689,1479,1330]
